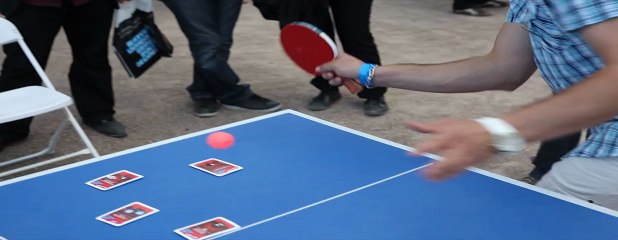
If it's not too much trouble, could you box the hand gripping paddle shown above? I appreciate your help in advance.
[280,22,362,94]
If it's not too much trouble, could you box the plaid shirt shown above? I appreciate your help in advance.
[506,0,618,158]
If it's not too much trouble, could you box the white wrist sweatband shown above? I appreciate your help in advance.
[474,117,526,153]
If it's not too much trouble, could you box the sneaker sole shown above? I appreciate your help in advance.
[194,111,220,118]
[307,95,342,111]
[364,110,388,117]
[307,105,330,111]
[222,103,282,112]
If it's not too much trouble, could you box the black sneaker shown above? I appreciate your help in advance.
[222,94,282,112]
[364,97,388,116]
[307,91,342,111]
[84,119,127,138]
[194,99,220,117]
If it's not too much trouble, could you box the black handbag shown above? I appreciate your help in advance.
[113,5,173,78]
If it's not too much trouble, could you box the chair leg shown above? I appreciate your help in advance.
[0,39,101,178]
[0,119,68,168]
[0,149,91,179]
[0,109,99,170]
[64,108,99,157]
[45,119,68,155]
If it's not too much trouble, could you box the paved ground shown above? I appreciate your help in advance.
[1,0,548,181]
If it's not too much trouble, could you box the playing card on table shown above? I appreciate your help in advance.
[86,170,143,191]
[190,158,243,177]
[96,202,159,227]
[174,217,240,240]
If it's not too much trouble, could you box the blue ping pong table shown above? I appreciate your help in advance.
[1,110,617,240]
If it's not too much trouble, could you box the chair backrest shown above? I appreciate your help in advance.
[0,17,56,89]
[0,17,22,45]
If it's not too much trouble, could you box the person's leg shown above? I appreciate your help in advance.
[213,0,280,112]
[306,6,341,99]
[216,0,241,62]
[329,0,380,65]
[63,0,125,137]
[62,1,115,120]
[278,0,341,111]
[0,4,63,143]
[163,0,250,102]
[330,0,388,116]
[537,157,618,211]
[278,0,333,36]
[162,0,234,117]
[525,132,582,183]
[306,2,342,108]
[164,0,279,114]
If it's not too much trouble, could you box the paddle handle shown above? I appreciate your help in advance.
[342,79,363,94]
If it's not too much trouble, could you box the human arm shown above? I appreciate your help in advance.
[318,23,537,93]
[413,18,618,181]
[502,18,618,142]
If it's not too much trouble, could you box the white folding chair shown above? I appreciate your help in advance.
[0,17,99,178]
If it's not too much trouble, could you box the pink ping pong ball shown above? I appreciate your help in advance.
[206,131,235,149]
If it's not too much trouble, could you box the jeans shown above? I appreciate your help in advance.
[162,0,253,103]
[279,0,387,99]
[0,0,115,139]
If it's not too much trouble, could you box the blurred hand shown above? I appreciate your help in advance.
[408,118,496,181]
[317,53,364,86]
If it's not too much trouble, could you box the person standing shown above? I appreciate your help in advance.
[162,0,281,117]
[279,0,388,116]
[0,0,127,152]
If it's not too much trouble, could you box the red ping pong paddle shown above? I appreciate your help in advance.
[280,22,362,94]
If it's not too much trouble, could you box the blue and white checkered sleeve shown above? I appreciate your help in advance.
[505,0,527,23]
[553,0,618,31]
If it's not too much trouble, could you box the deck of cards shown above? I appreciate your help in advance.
[190,158,243,177]
[96,202,159,227]
[86,170,143,191]
[174,217,240,240]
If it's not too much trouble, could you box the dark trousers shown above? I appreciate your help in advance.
[162,0,252,103]
[279,0,387,99]
[0,0,115,139]
[453,0,490,10]
[530,132,583,180]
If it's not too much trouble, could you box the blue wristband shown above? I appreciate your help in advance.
[358,63,373,87]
